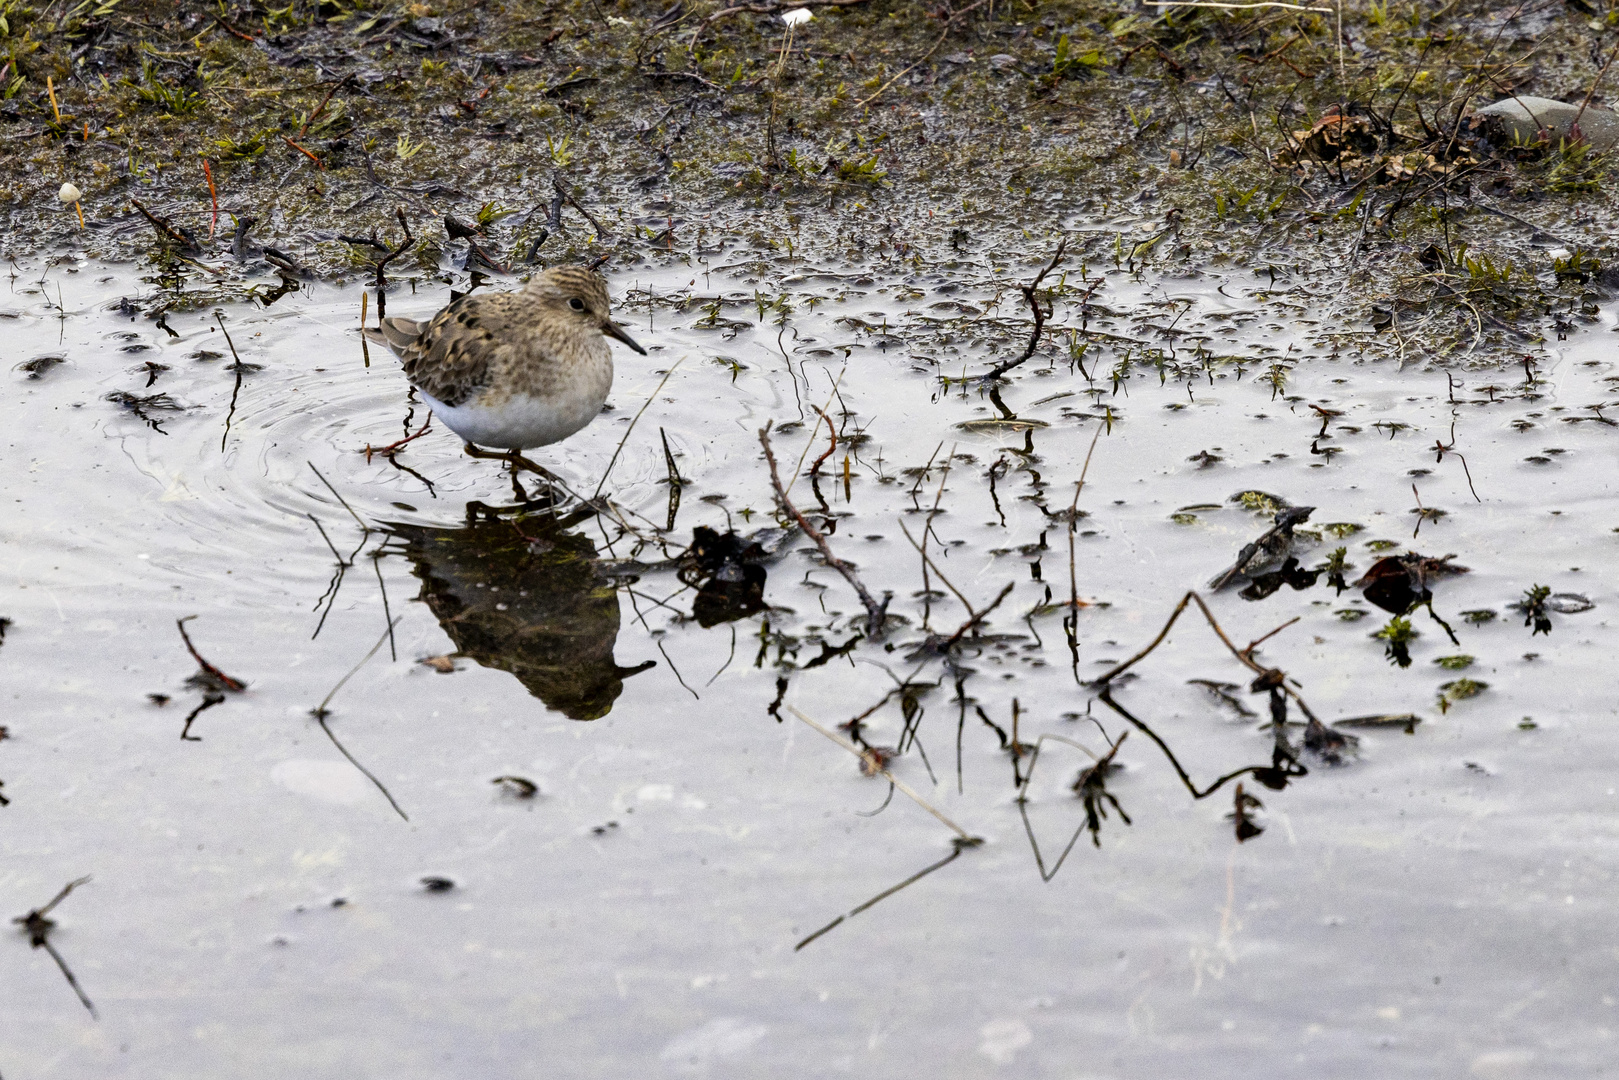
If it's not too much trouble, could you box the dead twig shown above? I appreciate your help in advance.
[1572,38,1619,137]
[128,197,198,252]
[176,616,246,691]
[299,73,353,138]
[374,205,414,294]
[553,173,610,240]
[282,134,325,170]
[761,423,890,635]
[1090,590,1323,730]
[593,360,683,500]
[788,705,976,840]
[851,0,991,110]
[808,404,837,476]
[984,238,1067,379]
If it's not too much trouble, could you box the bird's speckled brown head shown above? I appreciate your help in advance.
[524,266,645,354]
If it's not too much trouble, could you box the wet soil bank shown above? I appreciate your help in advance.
[0,0,1616,362]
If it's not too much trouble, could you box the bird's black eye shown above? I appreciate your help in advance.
[568,297,586,312]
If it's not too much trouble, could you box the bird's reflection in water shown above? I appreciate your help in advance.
[388,502,654,720]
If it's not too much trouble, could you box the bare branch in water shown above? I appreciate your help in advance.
[760,423,890,636]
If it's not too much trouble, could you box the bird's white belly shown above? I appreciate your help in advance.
[422,387,603,450]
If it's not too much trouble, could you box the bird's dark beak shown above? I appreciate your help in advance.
[602,319,646,355]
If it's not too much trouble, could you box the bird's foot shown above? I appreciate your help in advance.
[363,415,433,461]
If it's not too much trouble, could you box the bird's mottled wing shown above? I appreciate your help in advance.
[401,292,530,407]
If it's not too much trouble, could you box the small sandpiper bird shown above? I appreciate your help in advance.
[364,266,645,490]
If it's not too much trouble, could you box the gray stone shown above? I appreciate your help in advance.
[1473,94,1619,151]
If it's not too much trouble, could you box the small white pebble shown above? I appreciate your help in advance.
[781,7,813,26]
[58,182,82,204]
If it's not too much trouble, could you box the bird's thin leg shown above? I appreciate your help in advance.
[462,441,507,463]
[364,415,432,462]
[464,443,560,508]
[463,442,556,480]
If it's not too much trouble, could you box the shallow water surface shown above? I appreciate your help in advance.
[3,254,1618,1078]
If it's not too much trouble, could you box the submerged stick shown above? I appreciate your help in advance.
[552,173,611,240]
[785,367,846,502]
[307,462,372,534]
[592,359,682,500]
[1064,422,1105,680]
[787,705,974,841]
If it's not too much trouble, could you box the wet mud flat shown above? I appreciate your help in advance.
[2,236,1619,1077]
[0,0,1615,369]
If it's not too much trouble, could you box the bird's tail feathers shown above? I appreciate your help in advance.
[362,316,424,353]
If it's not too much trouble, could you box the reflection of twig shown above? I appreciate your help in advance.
[310,618,408,821]
[180,692,225,741]
[794,837,978,951]
[307,518,368,641]
[1099,688,1303,800]
[1013,732,1114,880]
[762,424,889,635]
[1064,423,1104,683]
[1088,591,1322,798]
[217,313,248,452]
[13,876,96,1018]
[372,552,397,663]
[623,589,693,699]
[1433,419,1481,503]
